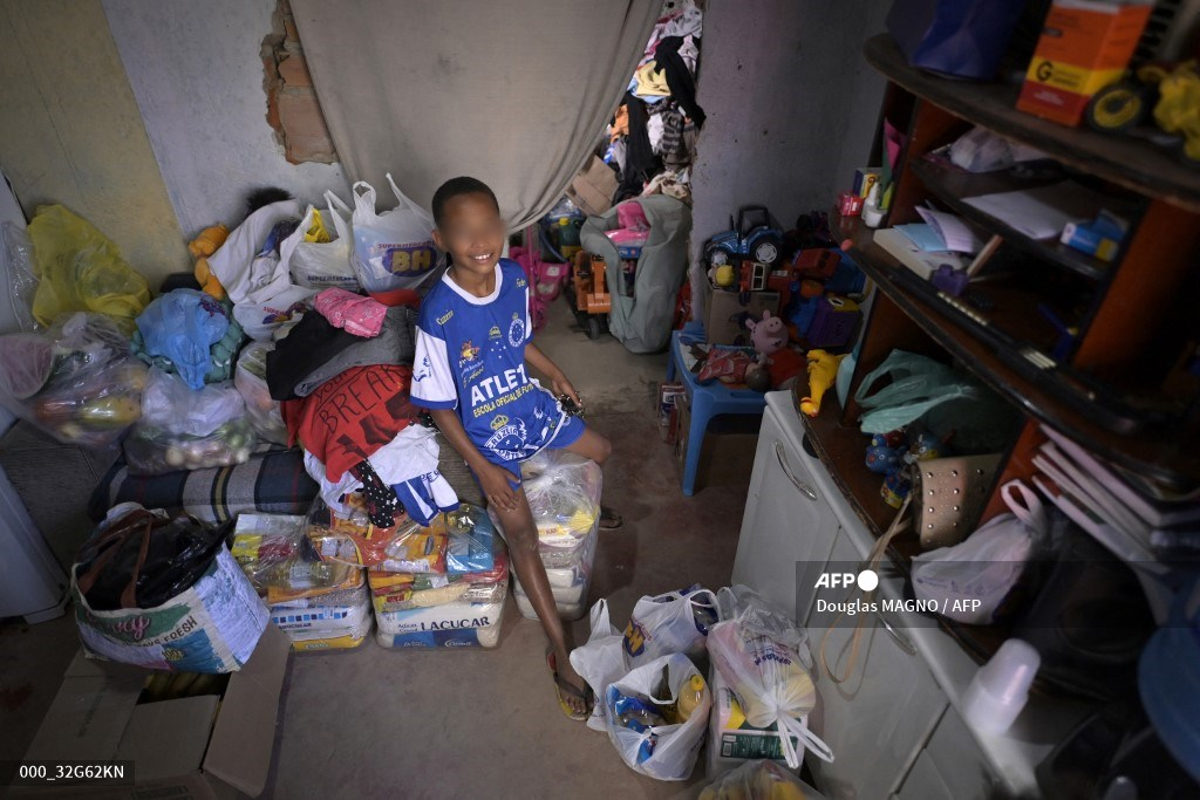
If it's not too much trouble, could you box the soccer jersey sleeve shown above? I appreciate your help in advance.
[411,325,458,409]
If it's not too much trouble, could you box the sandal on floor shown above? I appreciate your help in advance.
[599,506,623,530]
[546,650,593,721]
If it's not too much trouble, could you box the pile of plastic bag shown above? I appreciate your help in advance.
[489,450,602,621]
[232,512,372,651]
[568,585,834,783]
[0,312,146,448]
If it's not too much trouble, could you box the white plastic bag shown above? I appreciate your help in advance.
[350,174,440,294]
[140,369,245,438]
[234,341,287,445]
[570,599,627,732]
[911,480,1044,625]
[707,619,833,769]
[622,585,719,667]
[205,199,302,306]
[604,652,711,780]
[281,192,359,292]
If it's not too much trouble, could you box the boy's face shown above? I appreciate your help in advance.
[433,192,506,276]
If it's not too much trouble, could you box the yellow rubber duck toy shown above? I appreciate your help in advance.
[800,349,846,417]
[189,224,229,301]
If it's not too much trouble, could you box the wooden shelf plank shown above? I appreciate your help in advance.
[865,34,1200,213]
[908,155,1119,281]
[834,208,1200,488]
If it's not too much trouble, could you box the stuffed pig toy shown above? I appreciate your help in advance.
[746,310,803,390]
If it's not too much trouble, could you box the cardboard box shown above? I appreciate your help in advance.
[565,155,618,217]
[704,284,781,346]
[1016,0,1153,126]
[18,623,291,799]
[675,396,761,493]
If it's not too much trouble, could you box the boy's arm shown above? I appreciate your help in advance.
[525,343,580,405]
[428,408,520,511]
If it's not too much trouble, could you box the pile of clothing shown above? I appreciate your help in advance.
[607,0,704,206]
[365,505,510,648]
[232,513,372,651]
[491,450,602,621]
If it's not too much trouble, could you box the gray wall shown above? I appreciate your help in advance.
[102,0,350,240]
[691,0,891,254]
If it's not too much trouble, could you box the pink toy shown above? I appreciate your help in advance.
[745,310,788,364]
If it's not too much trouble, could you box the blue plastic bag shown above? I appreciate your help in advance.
[135,290,230,390]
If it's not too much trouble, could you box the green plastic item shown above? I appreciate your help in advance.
[855,350,1018,453]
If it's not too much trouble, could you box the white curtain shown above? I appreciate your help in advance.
[290,0,661,228]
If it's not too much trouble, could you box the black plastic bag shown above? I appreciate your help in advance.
[74,508,233,611]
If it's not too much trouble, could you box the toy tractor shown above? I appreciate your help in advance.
[703,206,785,271]
[568,251,611,340]
[1087,61,1200,164]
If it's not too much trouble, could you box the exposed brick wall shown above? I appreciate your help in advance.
[261,0,337,164]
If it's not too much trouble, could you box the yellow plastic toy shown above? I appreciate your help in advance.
[714,264,736,288]
[799,349,846,418]
[1152,61,1200,162]
[189,224,229,300]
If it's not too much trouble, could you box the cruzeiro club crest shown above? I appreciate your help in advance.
[508,312,525,348]
[484,416,527,461]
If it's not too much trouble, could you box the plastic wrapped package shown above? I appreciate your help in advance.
[231,512,370,650]
[511,524,597,621]
[489,450,601,619]
[140,370,244,437]
[371,547,509,613]
[27,205,151,332]
[231,513,361,602]
[0,312,146,448]
[234,341,288,445]
[123,418,256,476]
[374,600,505,649]
[306,497,446,572]
[133,290,235,390]
[699,759,827,800]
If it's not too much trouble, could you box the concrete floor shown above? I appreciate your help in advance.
[0,297,752,799]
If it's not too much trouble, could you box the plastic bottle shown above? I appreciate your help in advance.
[675,675,707,722]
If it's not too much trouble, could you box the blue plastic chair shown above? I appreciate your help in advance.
[666,322,767,495]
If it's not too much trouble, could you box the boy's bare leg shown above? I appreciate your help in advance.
[562,428,621,527]
[491,487,589,714]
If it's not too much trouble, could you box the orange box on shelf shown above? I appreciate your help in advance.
[1016,0,1153,127]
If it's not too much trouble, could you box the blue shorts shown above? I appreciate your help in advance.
[481,413,586,489]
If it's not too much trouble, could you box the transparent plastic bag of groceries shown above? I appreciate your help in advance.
[488,449,603,554]
[0,312,146,448]
[233,341,288,445]
[123,418,256,476]
[230,512,364,603]
[140,369,245,438]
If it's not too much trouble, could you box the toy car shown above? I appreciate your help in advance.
[703,206,784,270]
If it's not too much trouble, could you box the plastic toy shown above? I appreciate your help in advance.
[746,310,788,363]
[703,206,784,269]
[808,296,861,348]
[794,248,841,280]
[865,433,905,474]
[799,349,847,417]
[738,260,768,294]
[710,264,736,288]
[569,251,611,340]
[745,364,772,393]
[932,264,970,297]
[1087,61,1200,163]
[881,471,911,508]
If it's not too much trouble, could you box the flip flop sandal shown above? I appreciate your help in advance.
[599,506,623,530]
[547,649,593,721]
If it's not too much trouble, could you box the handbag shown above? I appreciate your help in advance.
[913,453,1002,550]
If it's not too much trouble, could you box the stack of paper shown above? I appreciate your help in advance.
[964,182,1101,240]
